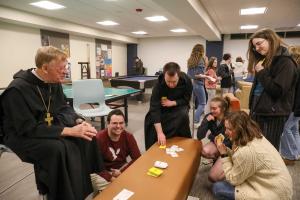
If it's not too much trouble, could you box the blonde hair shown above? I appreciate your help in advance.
[35,46,67,68]
[187,44,205,69]
[288,45,300,65]
[247,28,286,73]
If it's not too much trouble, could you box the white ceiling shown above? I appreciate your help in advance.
[0,0,299,41]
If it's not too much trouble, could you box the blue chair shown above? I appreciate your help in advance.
[72,79,112,129]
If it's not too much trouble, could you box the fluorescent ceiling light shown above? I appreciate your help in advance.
[96,20,119,26]
[132,31,147,35]
[240,7,267,15]
[30,1,65,10]
[145,16,168,22]
[170,28,187,33]
[240,25,258,30]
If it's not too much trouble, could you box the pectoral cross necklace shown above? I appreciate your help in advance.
[37,86,53,126]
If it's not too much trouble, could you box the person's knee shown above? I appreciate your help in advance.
[208,172,219,182]
[212,182,224,197]
[202,147,215,158]
[46,141,66,158]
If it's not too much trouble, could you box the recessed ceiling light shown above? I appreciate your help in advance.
[145,16,168,22]
[240,7,267,15]
[30,1,65,10]
[170,28,187,33]
[96,20,119,26]
[131,31,147,35]
[240,25,258,30]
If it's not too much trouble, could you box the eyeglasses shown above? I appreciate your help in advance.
[252,39,266,51]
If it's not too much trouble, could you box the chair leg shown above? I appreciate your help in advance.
[39,194,47,200]
[100,116,105,130]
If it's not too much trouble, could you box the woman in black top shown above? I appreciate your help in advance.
[247,28,298,150]
[197,96,231,182]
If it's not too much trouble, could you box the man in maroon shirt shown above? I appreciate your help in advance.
[96,109,141,181]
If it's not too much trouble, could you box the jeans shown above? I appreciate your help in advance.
[280,113,300,160]
[193,83,206,123]
[213,181,235,200]
[205,89,216,114]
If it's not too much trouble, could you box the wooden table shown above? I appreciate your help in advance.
[94,137,202,200]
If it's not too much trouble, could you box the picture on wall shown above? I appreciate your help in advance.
[95,39,112,78]
[40,29,71,80]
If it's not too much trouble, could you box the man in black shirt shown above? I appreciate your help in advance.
[144,62,192,150]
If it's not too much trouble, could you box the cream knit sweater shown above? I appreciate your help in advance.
[222,137,293,200]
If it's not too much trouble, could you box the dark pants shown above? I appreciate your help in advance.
[144,107,191,150]
[5,137,103,200]
[251,114,288,150]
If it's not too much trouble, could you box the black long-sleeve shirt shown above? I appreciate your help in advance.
[149,72,192,124]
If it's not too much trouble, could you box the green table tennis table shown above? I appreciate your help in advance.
[62,84,141,126]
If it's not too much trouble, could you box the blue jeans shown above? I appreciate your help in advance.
[193,84,206,123]
[213,181,235,200]
[280,113,300,160]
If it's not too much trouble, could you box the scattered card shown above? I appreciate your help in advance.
[154,161,168,169]
[113,189,134,200]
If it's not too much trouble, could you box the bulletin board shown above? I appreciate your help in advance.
[95,39,112,78]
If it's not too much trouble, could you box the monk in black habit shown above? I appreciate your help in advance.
[144,62,193,150]
[1,46,106,200]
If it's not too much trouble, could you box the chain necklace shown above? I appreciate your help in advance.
[36,85,53,126]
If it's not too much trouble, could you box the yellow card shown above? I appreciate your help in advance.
[159,145,166,149]
[147,167,163,177]
[161,96,167,100]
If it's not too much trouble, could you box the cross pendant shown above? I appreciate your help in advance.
[45,112,53,126]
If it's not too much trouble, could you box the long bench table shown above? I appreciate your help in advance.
[95,137,202,200]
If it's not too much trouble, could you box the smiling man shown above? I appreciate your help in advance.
[144,62,193,150]
[96,109,141,181]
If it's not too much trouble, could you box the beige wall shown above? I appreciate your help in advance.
[0,22,128,87]
[223,35,300,67]
[138,36,206,75]
[0,22,40,87]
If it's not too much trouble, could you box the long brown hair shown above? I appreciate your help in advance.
[247,28,286,73]
[206,57,217,71]
[187,44,205,69]
[225,111,263,146]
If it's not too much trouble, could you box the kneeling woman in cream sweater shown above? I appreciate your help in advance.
[212,111,292,200]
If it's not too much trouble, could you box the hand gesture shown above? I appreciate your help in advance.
[157,132,166,146]
[161,99,176,107]
[255,60,264,72]
[111,168,121,177]
[206,114,215,121]
[63,122,97,141]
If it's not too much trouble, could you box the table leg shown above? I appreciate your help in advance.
[124,98,128,126]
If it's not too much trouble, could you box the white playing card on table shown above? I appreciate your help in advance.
[113,189,134,200]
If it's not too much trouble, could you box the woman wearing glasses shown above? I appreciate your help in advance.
[247,28,298,150]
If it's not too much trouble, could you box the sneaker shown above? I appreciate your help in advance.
[282,158,295,166]
[194,122,200,129]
